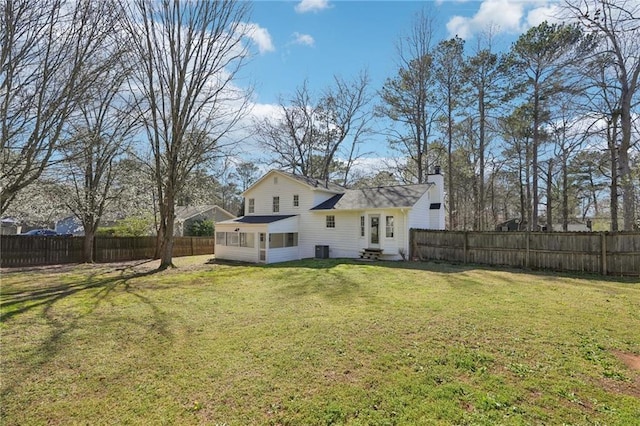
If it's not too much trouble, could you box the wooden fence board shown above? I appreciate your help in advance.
[1,236,215,267]
[411,230,639,276]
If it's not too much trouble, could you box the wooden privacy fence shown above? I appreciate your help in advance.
[411,230,640,276]
[0,236,215,267]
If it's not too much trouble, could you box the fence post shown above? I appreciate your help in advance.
[601,232,607,276]
[409,229,414,260]
[525,231,530,269]
[463,231,468,264]
[191,237,194,256]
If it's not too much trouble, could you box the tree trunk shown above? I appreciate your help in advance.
[478,89,485,231]
[608,115,619,232]
[158,192,176,269]
[83,227,95,263]
[562,156,569,231]
[532,90,540,231]
[447,96,455,229]
[546,160,553,232]
[619,97,636,231]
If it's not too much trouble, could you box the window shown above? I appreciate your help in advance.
[293,194,299,207]
[360,216,365,237]
[274,176,278,184]
[273,196,279,213]
[386,216,394,238]
[216,232,226,246]
[326,215,335,228]
[217,232,255,247]
[240,232,255,248]
[248,198,255,214]
[269,233,298,248]
[227,232,239,246]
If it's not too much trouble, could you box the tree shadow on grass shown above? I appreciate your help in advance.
[0,268,159,321]
[0,267,170,400]
[277,266,364,303]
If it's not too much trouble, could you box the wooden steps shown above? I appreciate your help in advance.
[359,248,383,260]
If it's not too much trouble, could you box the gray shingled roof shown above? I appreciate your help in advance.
[311,184,432,210]
[223,215,296,224]
[175,205,235,221]
[277,170,345,193]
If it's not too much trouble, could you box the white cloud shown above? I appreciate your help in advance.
[526,4,563,27]
[446,0,524,39]
[249,102,283,122]
[292,32,315,47]
[295,0,331,14]
[238,22,274,54]
[446,0,562,40]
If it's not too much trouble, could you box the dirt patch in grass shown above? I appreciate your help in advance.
[602,351,640,398]
[613,351,640,371]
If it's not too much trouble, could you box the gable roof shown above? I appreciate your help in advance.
[311,184,433,211]
[243,169,344,195]
[175,205,235,221]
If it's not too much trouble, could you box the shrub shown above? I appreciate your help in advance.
[188,219,214,236]
[97,216,153,237]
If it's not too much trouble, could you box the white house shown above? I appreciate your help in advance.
[214,170,445,264]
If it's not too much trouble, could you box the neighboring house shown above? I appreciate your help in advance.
[55,216,85,236]
[174,205,236,237]
[545,220,592,232]
[496,218,526,232]
[215,169,445,264]
[496,218,591,232]
[1,218,22,235]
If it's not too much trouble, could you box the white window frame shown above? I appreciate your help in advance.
[326,215,335,228]
[293,194,299,208]
[248,198,255,214]
[360,216,365,237]
[385,216,394,238]
[273,196,279,213]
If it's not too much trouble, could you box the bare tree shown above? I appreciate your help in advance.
[433,36,464,229]
[60,40,137,262]
[379,8,440,184]
[1,0,122,214]
[123,0,252,269]
[256,72,373,184]
[548,100,588,231]
[506,21,586,230]
[462,32,507,230]
[236,161,259,192]
[567,0,640,230]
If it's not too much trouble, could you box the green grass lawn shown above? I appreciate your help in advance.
[1,257,639,425]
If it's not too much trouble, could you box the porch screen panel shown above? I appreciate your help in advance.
[240,232,255,247]
[269,233,298,248]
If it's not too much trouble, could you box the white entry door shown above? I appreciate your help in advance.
[370,215,380,248]
[259,233,266,262]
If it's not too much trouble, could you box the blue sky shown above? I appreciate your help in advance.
[239,0,563,163]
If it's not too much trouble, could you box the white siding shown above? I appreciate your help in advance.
[220,170,446,264]
[425,174,445,229]
[304,210,361,258]
[301,209,408,260]
[215,217,303,264]
[406,185,444,230]
[216,244,259,263]
[268,216,299,233]
[243,171,336,216]
[267,246,300,263]
[379,210,407,260]
[408,191,431,230]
